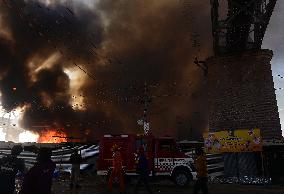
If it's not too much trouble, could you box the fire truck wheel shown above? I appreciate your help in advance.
[172,170,190,187]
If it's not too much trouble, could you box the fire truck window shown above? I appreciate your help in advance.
[159,140,173,152]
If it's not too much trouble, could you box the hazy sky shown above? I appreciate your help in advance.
[263,0,284,136]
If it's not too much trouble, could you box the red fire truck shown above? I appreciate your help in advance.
[97,134,197,186]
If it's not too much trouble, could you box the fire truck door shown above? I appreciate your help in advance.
[154,139,175,175]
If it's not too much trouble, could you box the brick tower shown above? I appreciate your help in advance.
[207,50,281,139]
[207,0,281,177]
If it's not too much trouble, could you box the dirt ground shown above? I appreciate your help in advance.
[51,173,284,194]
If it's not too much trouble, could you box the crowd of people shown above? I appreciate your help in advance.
[0,145,208,194]
[0,145,56,194]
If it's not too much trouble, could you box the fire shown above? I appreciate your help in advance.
[37,129,67,143]
[18,129,68,143]
[19,131,39,143]
[0,128,6,141]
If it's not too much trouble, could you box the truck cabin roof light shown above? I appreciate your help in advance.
[104,135,112,137]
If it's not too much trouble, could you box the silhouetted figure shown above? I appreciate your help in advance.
[70,149,82,189]
[108,145,125,194]
[0,145,25,194]
[20,148,56,194]
[193,147,209,194]
[134,146,153,194]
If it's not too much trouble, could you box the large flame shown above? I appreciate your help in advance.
[18,129,68,143]
[0,128,6,141]
[19,131,39,143]
[37,129,67,143]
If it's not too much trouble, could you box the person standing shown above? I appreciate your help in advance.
[134,146,153,194]
[20,148,56,194]
[193,147,209,194]
[0,145,25,194]
[108,145,125,194]
[70,149,82,189]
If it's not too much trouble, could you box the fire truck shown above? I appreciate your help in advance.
[97,134,197,186]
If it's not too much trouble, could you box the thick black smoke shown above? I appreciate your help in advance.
[0,0,212,141]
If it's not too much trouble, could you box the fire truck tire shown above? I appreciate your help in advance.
[172,169,191,187]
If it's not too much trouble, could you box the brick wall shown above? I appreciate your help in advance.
[207,49,282,139]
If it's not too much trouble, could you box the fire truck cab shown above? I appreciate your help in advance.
[97,134,197,186]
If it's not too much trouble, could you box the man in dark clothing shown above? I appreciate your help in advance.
[193,147,209,194]
[0,145,25,194]
[20,148,56,194]
[70,149,82,189]
[134,146,153,194]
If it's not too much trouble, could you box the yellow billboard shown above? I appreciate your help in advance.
[203,129,262,153]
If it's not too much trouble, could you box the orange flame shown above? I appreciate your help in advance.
[37,129,67,143]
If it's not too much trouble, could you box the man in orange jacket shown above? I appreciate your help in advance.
[193,147,209,194]
[108,145,125,194]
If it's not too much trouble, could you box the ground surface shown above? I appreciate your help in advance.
[51,173,284,194]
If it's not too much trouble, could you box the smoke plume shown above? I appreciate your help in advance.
[0,0,212,141]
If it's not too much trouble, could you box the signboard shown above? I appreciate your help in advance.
[203,129,262,153]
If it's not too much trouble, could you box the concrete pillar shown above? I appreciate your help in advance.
[206,49,282,177]
[207,49,282,139]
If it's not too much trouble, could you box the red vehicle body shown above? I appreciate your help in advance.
[97,134,197,186]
